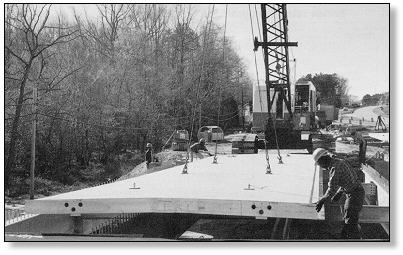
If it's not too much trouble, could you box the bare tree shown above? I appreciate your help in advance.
[81,4,130,62]
[4,4,78,188]
[4,4,253,195]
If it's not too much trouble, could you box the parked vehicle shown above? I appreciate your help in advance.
[197,126,224,142]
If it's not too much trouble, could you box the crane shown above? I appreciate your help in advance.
[253,4,315,152]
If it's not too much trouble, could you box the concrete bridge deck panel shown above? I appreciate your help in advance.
[26,151,322,220]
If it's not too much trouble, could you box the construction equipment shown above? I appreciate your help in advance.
[252,4,316,152]
[231,133,258,154]
[317,103,339,127]
[375,115,387,131]
[172,130,190,151]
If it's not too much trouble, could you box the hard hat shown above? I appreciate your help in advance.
[199,138,205,144]
[146,143,152,148]
[312,148,328,162]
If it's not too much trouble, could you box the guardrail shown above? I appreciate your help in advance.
[5,207,37,226]
[92,177,120,187]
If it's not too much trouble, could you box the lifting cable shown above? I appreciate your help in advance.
[272,6,284,163]
[248,5,265,123]
[249,5,271,173]
[212,4,228,164]
[182,4,215,174]
[272,112,283,163]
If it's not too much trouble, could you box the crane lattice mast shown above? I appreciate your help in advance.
[254,4,297,123]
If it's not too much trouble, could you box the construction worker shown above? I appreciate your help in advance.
[254,135,259,153]
[313,148,365,239]
[190,138,212,162]
[145,143,153,165]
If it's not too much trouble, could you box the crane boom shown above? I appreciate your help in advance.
[254,3,298,122]
[253,4,314,151]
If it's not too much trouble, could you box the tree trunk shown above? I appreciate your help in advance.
[85,129,90,167]
[5,60,32,189]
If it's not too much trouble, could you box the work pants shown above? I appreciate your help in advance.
[190,151,204,162]
[341,185,365,239]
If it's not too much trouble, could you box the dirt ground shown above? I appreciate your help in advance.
[335,141,389,181]
[119,141,233,180]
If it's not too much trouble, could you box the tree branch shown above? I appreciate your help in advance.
[5,46,28,65]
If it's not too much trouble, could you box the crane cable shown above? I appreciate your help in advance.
[182,4,215,174]
[252,5,273,170]
[249,5,271,173]
[248,5,264,123]
[212,4,228,164]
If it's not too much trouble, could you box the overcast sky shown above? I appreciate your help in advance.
[59,4,389,98]
[202,4,389,98]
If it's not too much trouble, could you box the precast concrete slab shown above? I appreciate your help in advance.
[368,132,389,143]
[26,150,323,221]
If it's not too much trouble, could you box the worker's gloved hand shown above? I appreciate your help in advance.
[315,197,326,213]
[331,190,343,203]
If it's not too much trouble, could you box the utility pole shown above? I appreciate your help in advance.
[292,58,297,112]
[241,87,244,130]
[239,71,245,131]
[30,87,37,200]
[199,103,201,130]
[294,58,297,85]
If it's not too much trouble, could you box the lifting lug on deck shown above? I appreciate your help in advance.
[212,155,218,164]
[266,163,272,174]
[182,164,188,174]
[130,181,140,190]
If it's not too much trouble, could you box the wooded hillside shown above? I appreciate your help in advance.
[4,4,253,194]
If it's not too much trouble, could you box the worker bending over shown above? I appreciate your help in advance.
[190,138,212,162]
[313,148,365,239]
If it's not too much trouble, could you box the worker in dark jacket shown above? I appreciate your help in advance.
[145,143,153,165]
[190,138,212,162]
[313,148,365,239]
